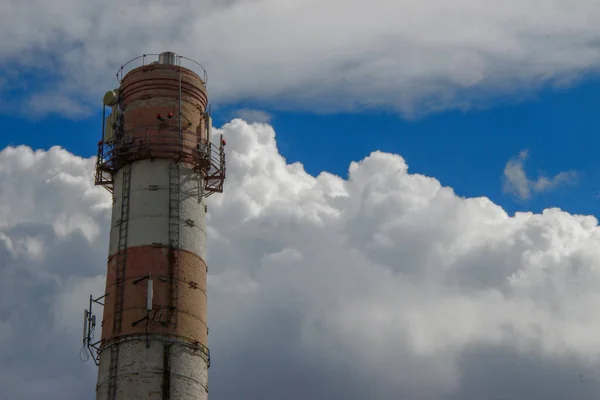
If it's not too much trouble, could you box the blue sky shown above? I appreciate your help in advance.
[7,2,600,399]
[5,75,600,219]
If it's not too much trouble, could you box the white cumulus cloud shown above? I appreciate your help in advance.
[503,149,578,199]
[232,108,273,124]
[2,121,600,399]
[2,0,600,118]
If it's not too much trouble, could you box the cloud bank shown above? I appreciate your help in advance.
[232,108,273,124]
[2,121,600,399]
[2,0,600,118]
[503,149,579,199]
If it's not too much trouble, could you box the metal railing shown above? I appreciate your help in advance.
[95,130,225,196]
[116,53,208,85]
[204,138,226,196]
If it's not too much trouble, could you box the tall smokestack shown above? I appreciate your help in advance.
[84,52,226,399]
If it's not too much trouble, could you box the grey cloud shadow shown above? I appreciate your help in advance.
[447,342,600,400]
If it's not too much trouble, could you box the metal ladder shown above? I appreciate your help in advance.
[107,163,132,400]
[107,344,120,399]
[113,163,131,333]
[162,343,172,399]
[168,163,180,327]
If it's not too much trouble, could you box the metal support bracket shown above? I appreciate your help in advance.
[82,293,108,366]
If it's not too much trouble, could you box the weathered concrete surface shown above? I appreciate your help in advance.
[98,60,212,400]
[96,338,208,400]
[100,159,210,399]
[109,159,207,259]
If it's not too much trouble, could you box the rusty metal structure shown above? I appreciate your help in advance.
[82,52,226,400]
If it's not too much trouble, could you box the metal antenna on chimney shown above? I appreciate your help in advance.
[81,293,107,365]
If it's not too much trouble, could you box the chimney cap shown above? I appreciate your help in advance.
[158,52,178,65]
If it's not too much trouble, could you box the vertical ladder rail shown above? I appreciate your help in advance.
[162,343,172,400]
[107,163,132,400]
[113,163,132,333]
[107,344,120,400]
[178,59,183,159]
[168,163,181,327]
